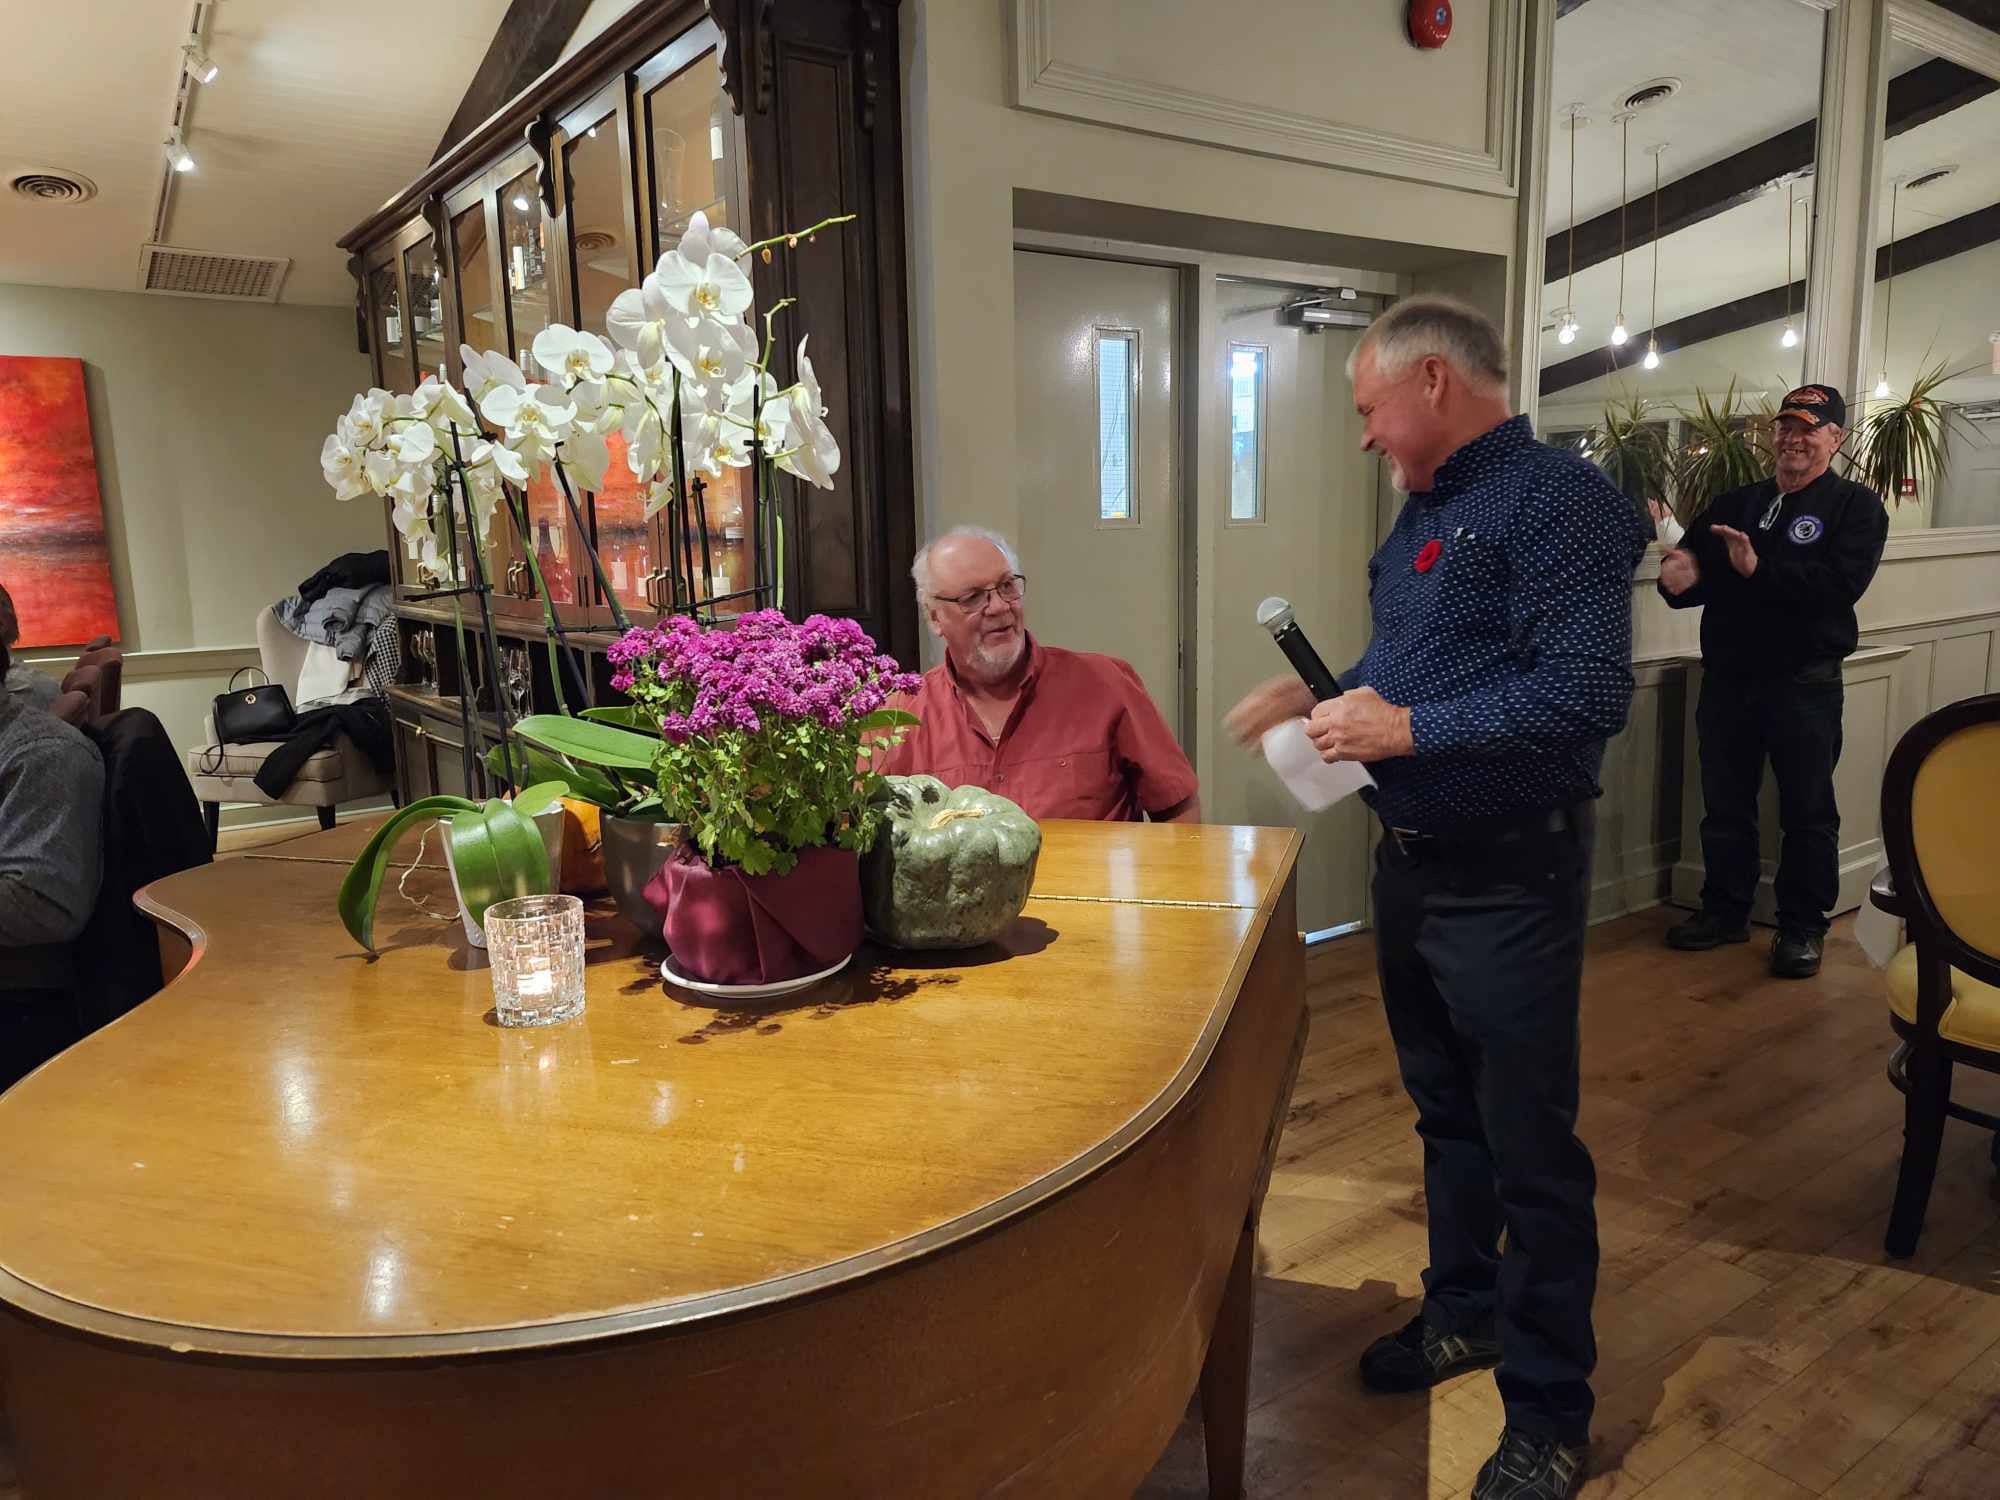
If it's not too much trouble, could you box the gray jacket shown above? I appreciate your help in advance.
[0,695,104,951]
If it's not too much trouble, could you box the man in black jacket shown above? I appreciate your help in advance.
[1658,384,1887,977]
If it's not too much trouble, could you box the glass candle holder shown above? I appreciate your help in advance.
[485,895,587,1027]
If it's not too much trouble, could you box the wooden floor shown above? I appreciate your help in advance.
[1137,907,2000,1499]
[5,898,1995,1498]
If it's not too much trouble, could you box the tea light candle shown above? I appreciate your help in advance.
[485,895,586,1027]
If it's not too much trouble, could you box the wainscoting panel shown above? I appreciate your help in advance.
[1589,658,1685,921]
[1933,630,1994,706]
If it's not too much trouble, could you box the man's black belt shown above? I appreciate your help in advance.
[1381,802,1585,861]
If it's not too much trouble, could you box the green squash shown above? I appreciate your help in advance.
[863,776,1042,949]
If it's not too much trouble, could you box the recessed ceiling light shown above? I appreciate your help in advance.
[512,194,530,211]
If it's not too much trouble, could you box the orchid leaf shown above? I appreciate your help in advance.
[337,795,481,953]
[513,712,661,771]
[579,704,660,733]
[444,799,552,933]
[510,780,568,817]
[484,740,621,808]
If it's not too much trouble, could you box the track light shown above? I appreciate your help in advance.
[165,135,195,173]
[183,45,219,85]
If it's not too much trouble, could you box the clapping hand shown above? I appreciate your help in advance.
[1659,547,1699,596]
[1709,524,1760,578]
[1647,499,1685,547]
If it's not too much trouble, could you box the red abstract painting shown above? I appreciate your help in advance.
[0,356,119,647]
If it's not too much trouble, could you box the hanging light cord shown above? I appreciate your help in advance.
[1881,181,1900,384]
[1784,194,1794,323]
[1650,147,1661,342]
[1565,110,1578,316]
[1616,113,1629,325]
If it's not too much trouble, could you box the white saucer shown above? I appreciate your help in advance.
[659,951,852,999]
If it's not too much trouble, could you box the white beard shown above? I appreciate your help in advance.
[962,628,1025,684]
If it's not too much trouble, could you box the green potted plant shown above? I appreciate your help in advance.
[337,783,566,953]
[1582,396,1669,507]
[1847,360,1979,507]
[1671,380,1774,521]
[514,610,919,986]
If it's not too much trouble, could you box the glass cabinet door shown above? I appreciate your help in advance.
[498,166,580,608]
[371,261,415,394]
[562,96,655,622]
[445,200,515,603]
[639,39,755,616]
[404,236,448,385]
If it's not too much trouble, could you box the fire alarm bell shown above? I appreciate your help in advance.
[1409,0,1453,48]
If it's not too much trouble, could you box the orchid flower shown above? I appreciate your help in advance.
[655,248,754,323]
[606,275,675,368]
[532,325,616,391]
[460,345,527,407]
[675,210,749,267]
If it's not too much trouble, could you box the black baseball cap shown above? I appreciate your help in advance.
[1777,384,1847,429]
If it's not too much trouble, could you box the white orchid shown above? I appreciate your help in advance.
[460,345,527,407]
[726,372,791,452]
[338,389,393,450]
[623,401,666,479]
[675,210,749,267]
[664,314,749,401]
[557,429,612,492]
[320,433,369,501]
[411,377,479,439]
[655,247,754,324]
[682,407,753,478]
[390,418,438,467]
[606,275,676,368]
[532,325,616,391]
[777,383,840,490]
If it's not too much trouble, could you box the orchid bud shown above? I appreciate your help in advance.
[761,247,772,263]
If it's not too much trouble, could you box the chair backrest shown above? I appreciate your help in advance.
[1882,692,2000,992]
[49,689,89,726]
[254,605,311,701]
[76,646,121,714]
[82,634,113,652]
[59,664,104,719]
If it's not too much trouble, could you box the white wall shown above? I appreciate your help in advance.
[2,283,381,821]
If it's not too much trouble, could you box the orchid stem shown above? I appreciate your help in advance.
[733,214,856,261]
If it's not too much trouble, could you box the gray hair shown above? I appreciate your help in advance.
[1346,295,1509,392]
[911,526,1021,601]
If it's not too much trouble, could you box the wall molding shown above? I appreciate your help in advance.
[21,643,260,681]
[1009,0,1523,198]
[1888,0,2000,75]
[1878,523,2000,561]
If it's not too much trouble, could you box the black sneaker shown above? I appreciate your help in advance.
[1358,1312,1500,1393]
[1771,930,1824,978]
[1664,911,1750,950]
[1471,1428,1586,1499]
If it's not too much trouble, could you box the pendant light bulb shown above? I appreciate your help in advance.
[1780,323,1798,349]
[1875,375,1891,399]
[1557,319,1577,346]
[1642,340,1660,371]
[1611,318,1629,346]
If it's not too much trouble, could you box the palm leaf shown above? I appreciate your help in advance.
[1671,380,1774,520]
[1849,360,1981,505]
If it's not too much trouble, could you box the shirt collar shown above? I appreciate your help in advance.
[943,632,1044,699]
[1426,414,1535,501]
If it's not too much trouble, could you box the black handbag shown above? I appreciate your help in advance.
[213,667,297,744]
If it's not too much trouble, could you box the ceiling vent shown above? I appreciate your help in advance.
[138,243,291,303]
[575,229,616,255]
[1620,78,1682,112]
[1906,164,1958,191]
[10,169,97,204]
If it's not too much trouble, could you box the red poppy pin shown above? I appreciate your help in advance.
[1414,539,1443,573]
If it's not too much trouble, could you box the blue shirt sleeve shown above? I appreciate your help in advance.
[1408,472,1644,758]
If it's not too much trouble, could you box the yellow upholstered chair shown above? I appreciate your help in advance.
[1871,692,2000,1258]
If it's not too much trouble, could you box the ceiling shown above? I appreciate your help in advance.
[0,0,512,307]
[1540,0,1997,371]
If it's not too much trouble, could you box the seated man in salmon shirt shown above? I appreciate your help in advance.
[876,527,1200,822]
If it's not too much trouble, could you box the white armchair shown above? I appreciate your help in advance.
[185,607,392,849]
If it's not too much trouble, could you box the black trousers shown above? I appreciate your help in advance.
[1695,665,1844,935]
[1372,804,1599,1446]
[0,989,84,1093]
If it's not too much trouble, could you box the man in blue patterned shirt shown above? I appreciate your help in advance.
[1230,297,1648,1500]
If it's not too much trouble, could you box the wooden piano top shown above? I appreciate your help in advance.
[0,819,1299,1357]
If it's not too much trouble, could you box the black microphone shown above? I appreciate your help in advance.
[1256,597,1343,704]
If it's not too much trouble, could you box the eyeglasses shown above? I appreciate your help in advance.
[936,573,1026,613]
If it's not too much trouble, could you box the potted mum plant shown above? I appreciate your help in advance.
[515,611,918,986]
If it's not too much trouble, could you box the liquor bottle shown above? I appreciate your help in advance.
[535,517,574,601]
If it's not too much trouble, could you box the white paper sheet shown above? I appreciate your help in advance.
[1261,717,1375,812]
